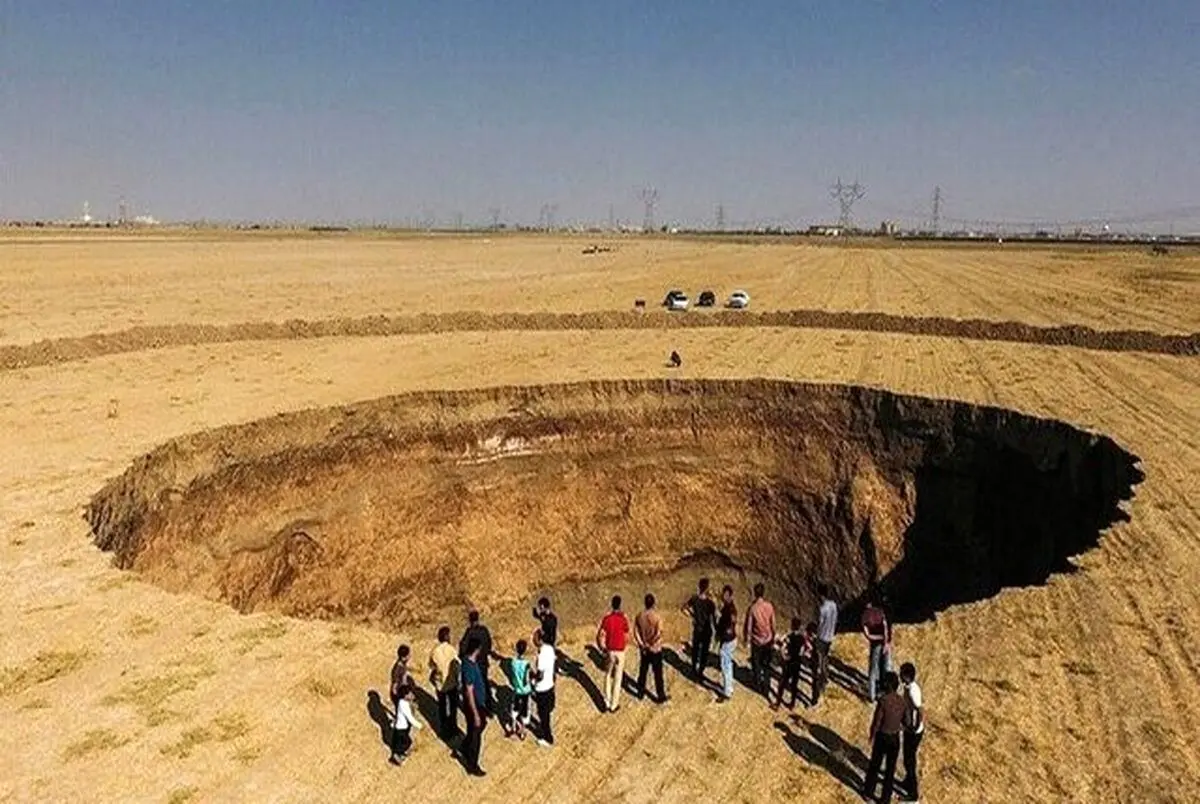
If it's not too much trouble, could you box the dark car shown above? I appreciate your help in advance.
[697,290,717,307]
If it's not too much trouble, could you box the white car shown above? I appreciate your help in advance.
[664,290,689,311]
[728,290,750,309]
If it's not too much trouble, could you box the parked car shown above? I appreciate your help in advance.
[728,290,750,309]
[697,290,717,307]
[664,290,689,311]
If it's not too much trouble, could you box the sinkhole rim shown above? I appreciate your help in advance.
[86,378,1144,629]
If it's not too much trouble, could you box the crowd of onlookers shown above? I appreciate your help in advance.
[381,581,925,803]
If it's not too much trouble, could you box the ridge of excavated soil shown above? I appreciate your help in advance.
[5,309,1199,370]
[86,379,1142,628]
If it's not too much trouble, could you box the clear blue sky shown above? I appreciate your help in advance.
[2,1,1198,229]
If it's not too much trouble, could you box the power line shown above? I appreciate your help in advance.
[715,203,726,232]
[830,178,866,228]
[638,187,659,232]
[539,203,558,231]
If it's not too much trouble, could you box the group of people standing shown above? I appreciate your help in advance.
[388,601,560,776]
[382,582,925,803]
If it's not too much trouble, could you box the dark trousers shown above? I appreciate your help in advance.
[389,726,412,758]
[637,649,666,702]
[437,689,460,736]
[749,643,773,694]
[534,687,556,744]
[462,716,486,771]
[480,664,493,712]
[903,729,923,800]
[864,732,901,804]
[811,638,831,704]
[775,660,803,707]
[690,630,712,678]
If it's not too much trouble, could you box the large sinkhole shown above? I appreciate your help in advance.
[87,380,1142,626]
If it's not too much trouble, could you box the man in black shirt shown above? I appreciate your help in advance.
[459,609,494,711]
[772,618,812,710]
[716,585,738,702]
[683,578,718,683]
[532,597,558,647]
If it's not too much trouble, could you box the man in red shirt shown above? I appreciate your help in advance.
[743,582,777,696]
[596,595,630,713]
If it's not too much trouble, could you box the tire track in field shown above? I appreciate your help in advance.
[2,308,1198,372]
[883,253,1005,404]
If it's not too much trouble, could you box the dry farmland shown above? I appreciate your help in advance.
[2,230,1200,803]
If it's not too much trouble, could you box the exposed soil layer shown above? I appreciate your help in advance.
[87,380,1142,627]
[6,308,1199,370]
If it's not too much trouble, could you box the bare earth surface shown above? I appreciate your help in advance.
[2,231,1199,803]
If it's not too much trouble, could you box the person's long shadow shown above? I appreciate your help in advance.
[365,690,392,749]
[829,655,870,702]
[773,721,863,797]
[667,642,718,691]
[559,648,608,713]
[800,716,870,772]
[493,678,515,730]
[411,686,460,750]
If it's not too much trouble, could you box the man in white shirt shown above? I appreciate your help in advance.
[812,584,838,706]
[900,661,925,802]
[533,629,557,747]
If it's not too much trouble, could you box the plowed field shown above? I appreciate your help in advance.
[2,230,1198,803]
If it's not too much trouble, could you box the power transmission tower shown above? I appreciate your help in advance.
[118,197,129,226]
[638,187,659,232]
[829,178,865,229]
[488,207,501,229]
[716,203,726,232]
[931,186,942,234]
[539,203,558,232]
[454,211,463,231]
[607,203,616,231]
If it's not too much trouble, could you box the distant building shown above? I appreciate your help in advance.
[879,220,898,236]
[807,224,844,236]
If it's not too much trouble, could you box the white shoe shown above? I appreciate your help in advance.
[536,739,551,748]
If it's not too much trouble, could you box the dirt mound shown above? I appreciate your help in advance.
[87,380,1142,627]
[5,310,1198,371]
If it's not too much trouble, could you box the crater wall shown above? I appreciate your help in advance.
[87,380,1142,626]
